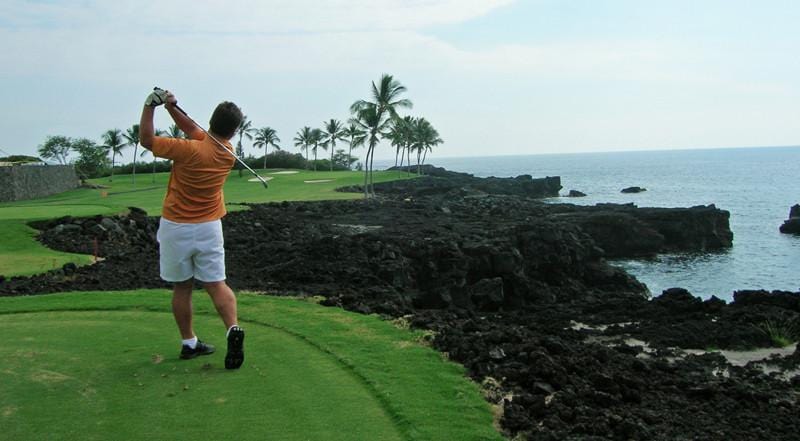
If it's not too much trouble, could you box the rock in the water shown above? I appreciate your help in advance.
[621,186,647,193]
[567,190,587,197]
[779,204,800,234]
[780,218,800,234]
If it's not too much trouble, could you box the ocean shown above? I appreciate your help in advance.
[377,146,800,300]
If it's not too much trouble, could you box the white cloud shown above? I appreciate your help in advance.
[0,0,744,88]
[1,0,515,33]
[1,1,797,159]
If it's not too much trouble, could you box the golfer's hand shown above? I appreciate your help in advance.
[164,90,178,107]
[144,88,169,107]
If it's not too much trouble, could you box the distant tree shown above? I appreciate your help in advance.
[0,155,41,163]
[139,129,167,183]
[331,149,358,169]
[72,137,110,180]
[396,116,415,170]
[294,126,313,169]
[386,116,413,169]
[235,116,256,177]
[166,124,185,139]
[342,123,366,170]
[37,135,72,165]
[101,129,125,182]
[350,105,392,198]
[122,124,140,185]
[253,127,281,170]
[309,128,324,172]
[350,74,412,198]
[412,117,442,175]
[321,119,347,171]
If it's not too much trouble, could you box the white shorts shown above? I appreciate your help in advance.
[156,218,226,283]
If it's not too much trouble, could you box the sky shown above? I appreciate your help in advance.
[0,0,798,164]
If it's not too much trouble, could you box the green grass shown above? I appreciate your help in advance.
[0,168,411,277]
[755,319,799,348]
[0,220,95,276]
[0,168,504,440]
[0,290,502,441]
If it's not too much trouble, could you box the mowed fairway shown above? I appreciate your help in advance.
[0,168,412,277]
[0,291,502,441]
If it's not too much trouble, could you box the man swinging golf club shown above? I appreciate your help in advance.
[139,88,245,369]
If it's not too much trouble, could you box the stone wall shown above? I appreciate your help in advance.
[0,165,79,202]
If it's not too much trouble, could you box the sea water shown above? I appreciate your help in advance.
[377,146,800,300]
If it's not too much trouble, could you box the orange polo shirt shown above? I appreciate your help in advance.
[151,134,236,223]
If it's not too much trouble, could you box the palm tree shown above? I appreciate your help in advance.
[350,106,393,198]
[235,116,256,177]
[123,124,140,185]
[321,119,347,171]
[412,118,442,175]
[140,129,167,183]
[350,74,412,198]
[309,128,324,172]
[101,129,124,182]
[294,127,313,169]
[396,116,415,171]
[167,123,185,139]
[342,123,366,170]
[253,127,281,170]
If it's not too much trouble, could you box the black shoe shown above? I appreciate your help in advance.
[225,326,245,370]
[180,340,215,360]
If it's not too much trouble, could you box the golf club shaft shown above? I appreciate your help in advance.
[174,104,268,188]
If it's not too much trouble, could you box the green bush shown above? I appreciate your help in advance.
[113,160,173,176]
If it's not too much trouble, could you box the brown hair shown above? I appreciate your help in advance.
[209,101,243,139]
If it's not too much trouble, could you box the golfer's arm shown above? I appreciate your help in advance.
[139,105,156,150]
[166,104,204,140]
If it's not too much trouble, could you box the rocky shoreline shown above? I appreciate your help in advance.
[2,169,799,440]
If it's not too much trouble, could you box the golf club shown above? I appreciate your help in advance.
[153,87,269,189]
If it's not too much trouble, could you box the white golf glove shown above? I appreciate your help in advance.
[145,88,169,107]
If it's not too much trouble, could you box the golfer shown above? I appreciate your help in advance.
[139,88,245,369]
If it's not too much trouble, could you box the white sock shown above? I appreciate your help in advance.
[182,336,198,349]
[226,325,239,338]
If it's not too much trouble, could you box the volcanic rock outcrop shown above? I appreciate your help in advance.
[547,203,733,257]
[340,164,563,199]
[779,204,800,234]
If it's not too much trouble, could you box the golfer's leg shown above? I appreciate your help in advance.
[172,279,195,339]
[204,281,238,330]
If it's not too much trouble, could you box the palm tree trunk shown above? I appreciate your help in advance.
[369,146,376,197]
[237,138,244,177]
[305,146,309,169]
[110,152,115,182]
[263,146,267,170]
[348,143,353,170]
[330,143,334,171]
[422,149,428,172]
[363,145,370,199]
[313,147,317,171]
[132,145,138,186]
[417,150,422,175]
[395,146,400,167]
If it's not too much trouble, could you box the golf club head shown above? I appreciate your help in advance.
[262,180,269,189]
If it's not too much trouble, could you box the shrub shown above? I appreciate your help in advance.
[755,319,799,347]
